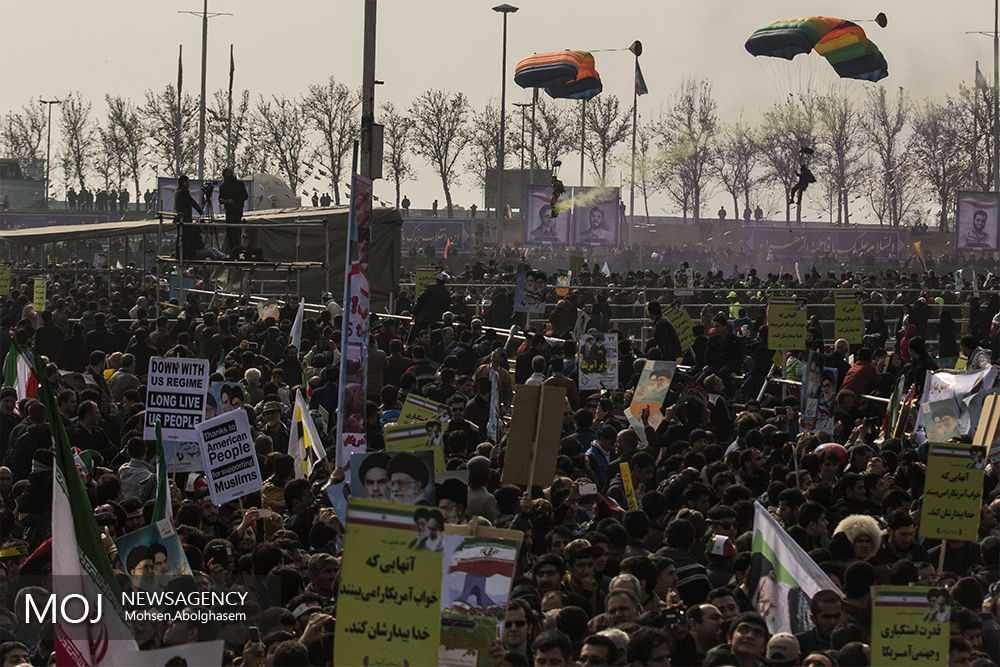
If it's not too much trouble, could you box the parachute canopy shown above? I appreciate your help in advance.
[745,16,888,82]
[514,50,603,100]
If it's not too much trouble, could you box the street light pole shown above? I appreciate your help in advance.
[514,102,530,171]
[493,3,518,245]
[40,98,61,207]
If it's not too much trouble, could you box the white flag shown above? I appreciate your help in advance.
[600,261,611,277]
[292,389,326,478]
[290,300,305,350]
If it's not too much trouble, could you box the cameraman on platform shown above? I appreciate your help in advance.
[219,167,249,255]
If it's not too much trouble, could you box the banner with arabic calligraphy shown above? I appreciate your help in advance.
[919,443,985,540]
[871,586,948,665]
[766,297,807,352]
[402,219,472,252]
[744,225,907,265]
[335,499,443,666]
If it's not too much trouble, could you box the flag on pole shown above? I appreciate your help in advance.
[443,238,452,259]
[151,420,172,523]
[634,61,649,96]
[914,241,927,272]
[38,356,138,664]
[600,261,611,277]
[3,339,38,403]
[882,374,906,438]
[293,389,326,479]
[228,44,235,95]
[177,45,183,97]
[977,61,988,91]
[216,350,226,375]
[750,501,842,635]
[290,300,305,350]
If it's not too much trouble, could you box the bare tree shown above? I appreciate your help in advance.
[583,94,630,183]
[466,100,516,201]
[380,102,414,209]
[861,87,918,226]
[713,115,760,218]
[1,100,47,179]
[911,99,966,232]
[206,89,258,177]
[954,81,996,192]
[304,78,359,206]
[532,97,576,171]
[93,125,117,191]
[143,84,198,177]
[816,94,866,224]
[255,95,308,195]
[105,95,145,208]
[656,79,718,221]
[57,92,98,190]
[758,96,818,222]
[409,89,470,217]
[622,117,659,221]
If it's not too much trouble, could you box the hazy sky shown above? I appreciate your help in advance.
[3,1,992,221]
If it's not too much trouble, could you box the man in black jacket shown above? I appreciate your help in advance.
[645,301,681,361]
[219,168,249,254]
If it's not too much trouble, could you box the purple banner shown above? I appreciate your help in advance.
[744,226,908,264]
[401,219,471,252]
[0,211,118,230]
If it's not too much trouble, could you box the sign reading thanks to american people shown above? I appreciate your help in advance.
[195,407,262,505]
[143,356,210,442]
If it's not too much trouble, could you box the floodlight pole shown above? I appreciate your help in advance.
[41,98,61,206]
[493,4,518,244]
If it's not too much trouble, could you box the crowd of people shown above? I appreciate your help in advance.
[0,255,998,667]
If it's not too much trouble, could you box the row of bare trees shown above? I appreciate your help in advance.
[1,77,996,228]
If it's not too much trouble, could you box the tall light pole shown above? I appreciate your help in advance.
[493,3,518,244]
[40,99,61,207]
[179,1,231,181]
[628,40,643,245]
[513,102,530,171]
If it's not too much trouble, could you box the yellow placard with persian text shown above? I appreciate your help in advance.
[385,421,444,471]
[918,442,985,540]
[620,462,638,510]
[0,269,9,297]
[766,297,806,352]
[834,291,863,345]
[415,266,437,297]
[872,586,948,665]
[335,499,443,667]
[665,308,695,352]
[32,279,46,312]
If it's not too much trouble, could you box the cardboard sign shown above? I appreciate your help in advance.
[335,499,443,667]
[415,266,437,297]
[665,307,695,352]
[143,357,210,442]
[385,420,445,471]
[500,385,566,487]
[834,291,863,345]
[578,333,618,390]
[973,394,1000,463]
[32,279,46,312]
[116,520,192,587]
[919,442,985,540]
[766,297,806,352]
[400,394,450,426]
[163,440,203,473]
[871,586,949,664]
[0,269,9,297]
[627,360,675,437]
[195,408,262,505]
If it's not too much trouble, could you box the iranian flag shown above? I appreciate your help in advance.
[36,355,138,665]
[447,537,517,578]
[750,501,842,635]
[3,340,38,402]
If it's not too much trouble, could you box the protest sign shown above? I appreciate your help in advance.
[800,352,836,434]
[415,265,437,296]
[627,361,675,436]
[921,398,964,442]
[578,332,618,390]
[335,499,443,667]
[620,462,638,510]
[440,523,522,666]
[350,450,436,505]
[256,299,280,320]
[32,279,45,312]
[513,269,549,314]
[400,393,450,425]
[143,356,209,442]
[385,420,445,470]
[919,442,985,540]
[0,268,9,296]
[116,520,191,589]
[766,297,806,352]
[665,307,695,351]
[972,394,1000,463]
[195,408,262,506]
[500,385,566,487]
[834,291,863,345]
[871,586,949,664]
[163,440,203,473]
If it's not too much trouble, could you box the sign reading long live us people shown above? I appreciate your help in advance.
[144,356,210,442]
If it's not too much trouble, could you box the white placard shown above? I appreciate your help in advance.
[196,407,262,505]
[143,356,210,442]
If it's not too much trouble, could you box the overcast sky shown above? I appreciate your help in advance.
[3,1,992,221]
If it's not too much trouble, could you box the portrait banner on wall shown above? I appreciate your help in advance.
[955,190,1000,251]
[523,185,572,245]
[571,188,620,247]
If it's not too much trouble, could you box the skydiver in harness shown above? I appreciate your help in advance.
[789,147,816,206]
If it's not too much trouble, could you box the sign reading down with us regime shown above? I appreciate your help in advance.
[143,357,210,442]
[195,408,262,505]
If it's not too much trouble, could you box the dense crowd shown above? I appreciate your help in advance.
[0,260,998,667]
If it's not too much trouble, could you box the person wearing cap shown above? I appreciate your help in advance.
[259,400,289,454]
[561,539,606,618]
[387,452,430,505]
[766,632,800,666]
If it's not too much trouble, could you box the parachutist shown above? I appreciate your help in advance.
[550,161,566,218]
[788,150,816,206]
